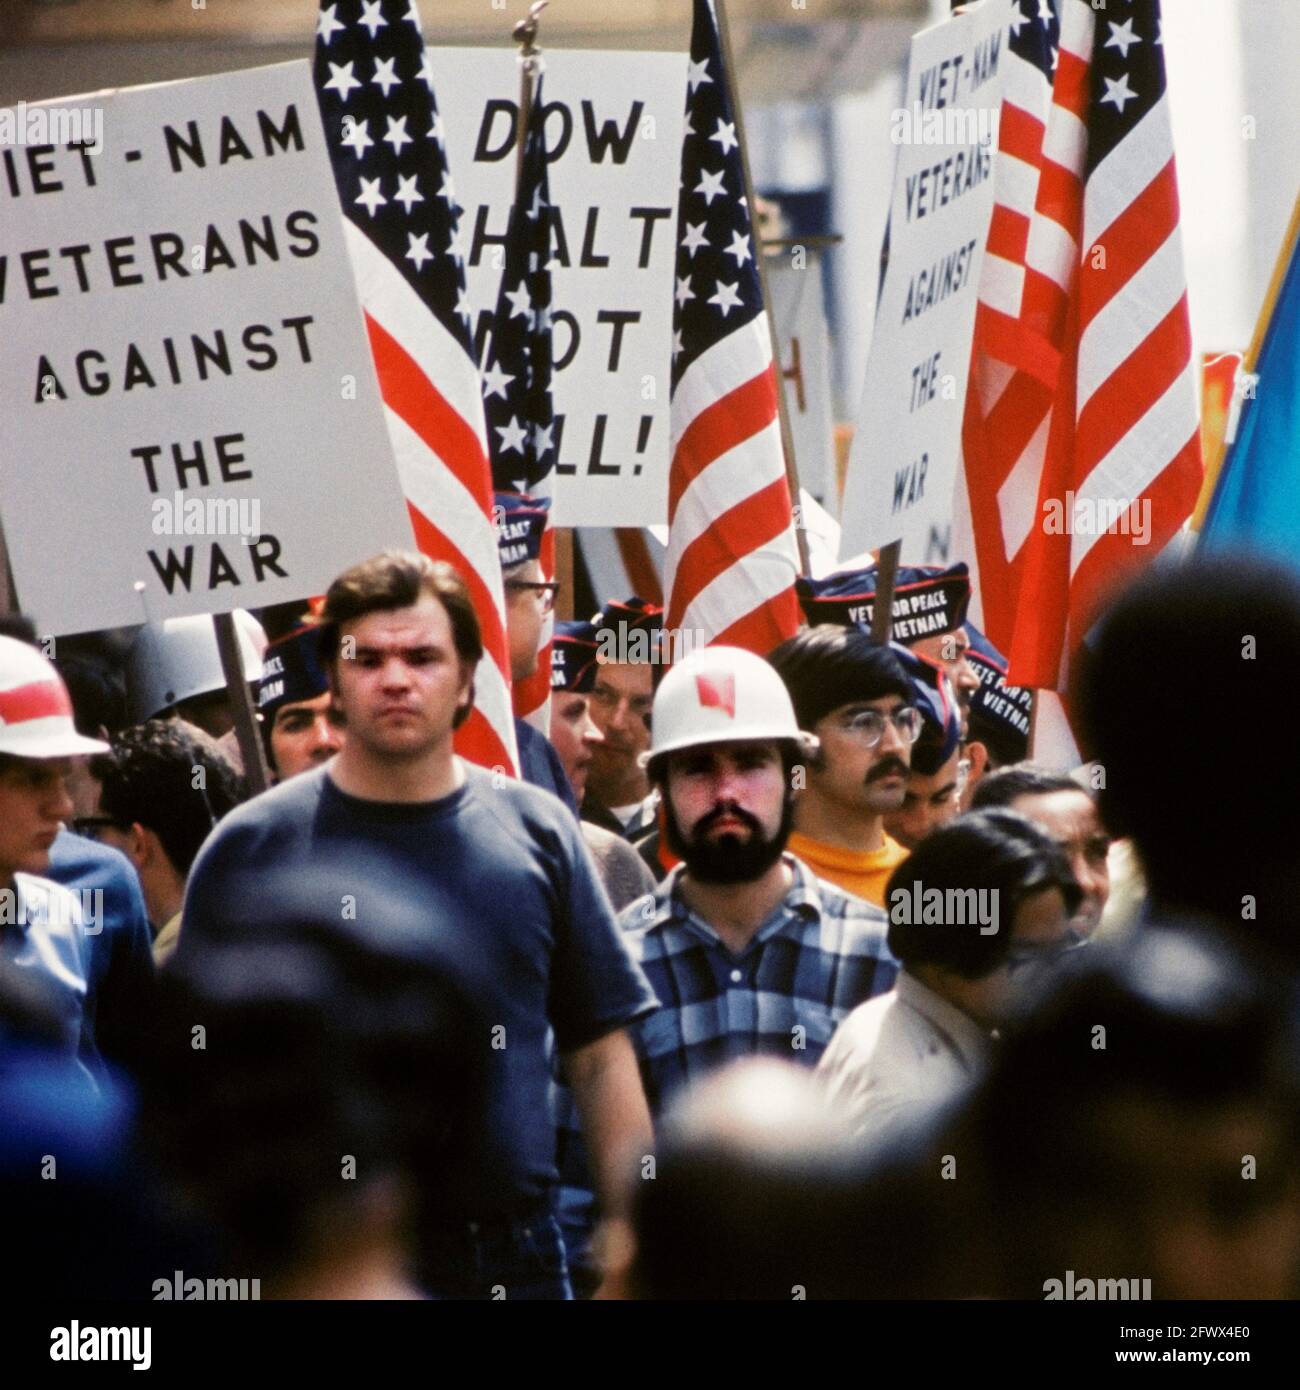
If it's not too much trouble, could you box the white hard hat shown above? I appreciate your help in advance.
[644,645,813,767]
[0,636,110,759]
[126,611,265,725]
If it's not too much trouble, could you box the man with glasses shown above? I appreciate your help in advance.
[497,492,577,814]
[819,809,1085,1137]
[767,626,921,907]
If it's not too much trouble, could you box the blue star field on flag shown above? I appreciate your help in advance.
[483,74,556,497]
[671,0,765,392]
[1007,0,1060,80]
[313,0,473,355]
[1085,0,1166,174]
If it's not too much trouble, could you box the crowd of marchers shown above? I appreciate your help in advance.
[2,496,1298,1300]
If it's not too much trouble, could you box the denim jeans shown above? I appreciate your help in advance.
[421,1211,574,1300]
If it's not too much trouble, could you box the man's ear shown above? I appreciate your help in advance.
[452,667,477,730]
[126,822,152,871]
[962,740,989,807]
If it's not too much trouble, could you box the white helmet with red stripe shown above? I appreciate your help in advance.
[644,644,815,769]
[0,636,110,759]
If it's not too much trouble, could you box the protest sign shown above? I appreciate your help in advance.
[838,0,1008,563]
[767,253,838,510]
[426,46,687,527]
[0,62,414,635]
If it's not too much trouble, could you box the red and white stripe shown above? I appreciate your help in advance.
[959,0,1201,702]
[665,316,801,654]
[346,226,519,774]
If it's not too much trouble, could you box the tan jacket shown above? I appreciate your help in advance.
[817,970,992,1138]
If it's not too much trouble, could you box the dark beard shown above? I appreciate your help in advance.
[663,795,796,885]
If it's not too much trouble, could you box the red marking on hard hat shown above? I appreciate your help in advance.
[695,672,736,718]
[0,676,71,724]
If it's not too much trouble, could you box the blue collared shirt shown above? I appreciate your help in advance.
[1,873,97,1089]
[622,855,899,1114]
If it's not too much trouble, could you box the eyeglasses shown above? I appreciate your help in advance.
[1005,926,1088,977]
[504,579,560,614]
[834,706,923,747]
[71,815,124,842]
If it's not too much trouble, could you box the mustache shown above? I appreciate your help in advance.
[866,755,910,784]
[694,802,761,836]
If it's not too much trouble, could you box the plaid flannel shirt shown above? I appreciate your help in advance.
[551,856,897,1282]
[621,854,898,1113]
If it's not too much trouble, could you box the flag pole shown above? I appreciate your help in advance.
[1191,187,1300,530]
[513,1,548,186]
[713,0,812,579]
[213,611,271,794]
[870,541,900,645]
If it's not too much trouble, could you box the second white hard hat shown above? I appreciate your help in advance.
[644,644,814,767]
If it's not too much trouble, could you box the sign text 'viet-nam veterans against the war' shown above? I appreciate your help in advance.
[0,62,414,635]
[429,48,687,528]
[838,0,1008,564]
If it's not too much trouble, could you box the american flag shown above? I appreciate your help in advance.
[958,0,1202,696]
[664,0,801,655]
[483,73,556,728]
[313,0,518,774]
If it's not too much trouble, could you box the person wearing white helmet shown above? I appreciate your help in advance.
[125,610,264,739]
[0,635,110,1085]
[617,644,898,1118]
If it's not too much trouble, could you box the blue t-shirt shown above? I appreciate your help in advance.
[180,762,657,1221]
[515,717,580,818]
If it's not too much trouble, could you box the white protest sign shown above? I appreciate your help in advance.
[427,47,687,527]
[0,62,414,635]
[767,253,838,510]
[838,0,1008,562]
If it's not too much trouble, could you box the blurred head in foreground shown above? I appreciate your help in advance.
[144,861,485,1299]
[950,926,1300,1299]
[1075,553,1300,969]
[623,1058,980,1300]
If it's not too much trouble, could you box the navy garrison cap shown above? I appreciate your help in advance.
[494,492,550,569]
[796,563,971,643]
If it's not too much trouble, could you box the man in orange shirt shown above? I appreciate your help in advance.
[767,627,920,907]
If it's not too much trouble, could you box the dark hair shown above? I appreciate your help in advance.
[885,809,1081,978]
[143,863,486,1282]
[970,763,1089,811]
[91,720,247,877]
[767,625,913,732]
[0,615,39,644]
[316,551,483,670]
